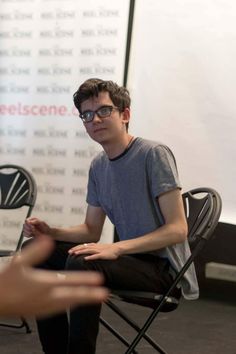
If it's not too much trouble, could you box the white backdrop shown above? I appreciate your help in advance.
[0,0,130,248]
[128,0,236,224]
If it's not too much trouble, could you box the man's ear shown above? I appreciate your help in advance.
[121,107,130,125]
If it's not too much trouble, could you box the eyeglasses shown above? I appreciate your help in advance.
[79,105,119,123]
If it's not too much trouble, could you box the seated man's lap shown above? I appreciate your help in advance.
[66,253,173,294]
[22,240,74,270]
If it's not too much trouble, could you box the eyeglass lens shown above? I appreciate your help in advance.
[80,106,115,122]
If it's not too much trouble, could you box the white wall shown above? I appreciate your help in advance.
[128,0,236,224]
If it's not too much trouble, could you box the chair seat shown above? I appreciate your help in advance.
[111,290,180,312]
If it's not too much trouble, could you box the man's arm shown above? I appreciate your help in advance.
[24,205,106,244]
[51,205,106,243]
[115,188,187,254]
[69,189,187,260]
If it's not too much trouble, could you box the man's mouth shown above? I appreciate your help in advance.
[94,128,106,133]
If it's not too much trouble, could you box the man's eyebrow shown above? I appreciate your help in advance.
[82,105,111,112]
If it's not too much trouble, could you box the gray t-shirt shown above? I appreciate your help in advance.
[87,137,199,300]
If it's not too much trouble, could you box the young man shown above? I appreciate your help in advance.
[24,78,199,354]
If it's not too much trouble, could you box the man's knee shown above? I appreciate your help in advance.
[66,254,94,271]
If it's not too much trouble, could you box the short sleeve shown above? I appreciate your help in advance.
[86,164,101,207]
[146,145,181,198]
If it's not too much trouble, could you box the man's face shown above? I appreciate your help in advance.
[80,91,129,145]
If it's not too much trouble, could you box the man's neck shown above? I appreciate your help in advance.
[102,134,134,159]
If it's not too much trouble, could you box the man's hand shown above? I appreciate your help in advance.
[23,217,51,238]
[68,243,121,261]
[0,236,108,317]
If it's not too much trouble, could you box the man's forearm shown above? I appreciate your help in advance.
[50,224,101,244]
[115,223,187,256]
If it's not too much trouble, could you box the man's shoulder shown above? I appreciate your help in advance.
[91,150,107,167]
[135,138,176,165]
[136,137,170,152]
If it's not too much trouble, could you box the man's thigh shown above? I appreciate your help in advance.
[66,253,171,293]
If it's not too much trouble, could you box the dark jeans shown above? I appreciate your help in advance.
[24,241,180,354]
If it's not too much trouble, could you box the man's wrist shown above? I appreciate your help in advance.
[113,242,125,257]
[50,227,60,239]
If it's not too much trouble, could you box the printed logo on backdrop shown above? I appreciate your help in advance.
[32,146,67,157]
[32,164,66,176]
[0,145,26,156]
[37,182,65,195]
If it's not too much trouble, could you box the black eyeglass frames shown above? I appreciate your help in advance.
[79,105,119,123]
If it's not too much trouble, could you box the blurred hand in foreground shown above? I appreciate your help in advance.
[0,236,108,317]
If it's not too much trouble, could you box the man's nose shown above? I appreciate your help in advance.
[92,113,102,123]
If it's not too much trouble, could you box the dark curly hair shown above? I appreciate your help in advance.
[73,78,131,130]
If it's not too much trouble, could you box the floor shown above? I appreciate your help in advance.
[0,297,235,354]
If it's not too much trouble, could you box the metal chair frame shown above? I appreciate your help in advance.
[100,187,222,354]
[0,164,37,333]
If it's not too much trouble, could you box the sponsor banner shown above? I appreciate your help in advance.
[0,0,130,248]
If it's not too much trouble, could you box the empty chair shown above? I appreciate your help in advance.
[0,164,37,333]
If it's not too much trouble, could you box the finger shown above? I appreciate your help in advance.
[37,287,109,318]
[68,244,87,253]
[68,247,92,255]
[23,222,32,230]
[72,249,96,256]
[35,270,105,286]
[68,247,79,254]
[26,218,44,228]
[23,230,32,238]
[14,236,54,267]
[23,224,34,237]
[84,254,102,261]
[25,217,39,224]
[58,286,109,306]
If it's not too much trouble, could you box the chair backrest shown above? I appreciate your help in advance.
[183,187,222,244]
[0,164,37,209]
[0,164,37,251]
[166,187,222,339]
[163,187,222,300]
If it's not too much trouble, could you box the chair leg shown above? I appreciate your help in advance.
[103,301,167,353]
[100,317,138,354]
[124,306,168,354]
[0,317,31,334]
[21,317,32,333]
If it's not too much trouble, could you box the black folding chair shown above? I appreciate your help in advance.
[100,187,222,353]
[0,164,37,333]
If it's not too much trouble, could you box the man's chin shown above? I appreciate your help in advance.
[91,135,109,145]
